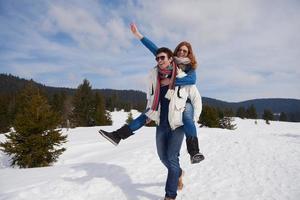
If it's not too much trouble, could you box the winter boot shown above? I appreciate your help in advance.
[99,124,133,146]
[186,136,205,164]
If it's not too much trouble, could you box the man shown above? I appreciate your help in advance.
[100,47,184,199]
[151,47,185,200]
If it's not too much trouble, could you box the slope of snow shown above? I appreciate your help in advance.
[0,111,299,200]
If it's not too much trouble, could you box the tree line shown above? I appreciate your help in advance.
[0,78,290,168]
[1,78,290,133]
[197,104,287,129]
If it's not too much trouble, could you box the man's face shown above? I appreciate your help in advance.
[156,52,172,69]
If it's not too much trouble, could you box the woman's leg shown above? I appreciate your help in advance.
[182,102,197,137]
[128,113,148,132]
[182,102,205,164]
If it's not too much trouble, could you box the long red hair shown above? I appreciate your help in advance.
[173,41,198,69]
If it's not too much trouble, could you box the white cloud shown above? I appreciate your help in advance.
[1,0,299,101]
[9,63,64,79]
[84,65,121,77]
[41,3,132,53]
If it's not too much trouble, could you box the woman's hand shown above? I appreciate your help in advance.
[130,23,143,40]
[146,118,152,124]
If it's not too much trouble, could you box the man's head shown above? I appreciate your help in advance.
[155,47,173,69]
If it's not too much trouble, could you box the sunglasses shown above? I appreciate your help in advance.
[155,55,166,62]
[178,49,188,54]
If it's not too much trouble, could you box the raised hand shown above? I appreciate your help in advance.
[130,23,143,39]
[130,23,138,34]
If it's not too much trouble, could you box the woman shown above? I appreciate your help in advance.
[99,24,204,164]
[132,23,205,164]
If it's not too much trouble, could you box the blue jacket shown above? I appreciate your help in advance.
[140,37,196,86]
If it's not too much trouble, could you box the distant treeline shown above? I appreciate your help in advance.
[0,77,149,132]
[0,73,300,133]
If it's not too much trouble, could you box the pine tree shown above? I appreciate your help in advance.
[279,112,287,121]
[216,108,236,130]
[0,94,10,133]
[7,94,17,130]
[50,92,66,115]
[236,107,246,119]
[223,108,235,117]
[123,103,132,112]
[94,92,112,125]
[0,84,67,168]
[70,79,95,127]
[126,111,134,124]
[262,109,274,124]
[198,105,219,128]
[62,95,73,128]
[219,117,236,130]
[217,108,224,119]
[246,104,257,119]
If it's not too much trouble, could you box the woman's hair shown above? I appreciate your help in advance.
[174,41,198,69]
[156,47,173,59]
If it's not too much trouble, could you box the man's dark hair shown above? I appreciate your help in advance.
[156,47,173,58]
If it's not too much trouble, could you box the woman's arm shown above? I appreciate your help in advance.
[175,70,196,86]
[130,23,158,56]
[140,37,158,56]
[130,23,196,85]
[130,23,143,39]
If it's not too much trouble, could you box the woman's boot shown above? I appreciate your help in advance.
[99,124,133,146]
[186,136,205,164]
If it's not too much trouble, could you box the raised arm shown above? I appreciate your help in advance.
[130,23,143,39]
[175,69,196,86]
[130,23,158,56]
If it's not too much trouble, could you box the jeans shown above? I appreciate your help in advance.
[128,113,147,132]
[156,125,184,199]
[182,102,197,137]
[128,102,197,137]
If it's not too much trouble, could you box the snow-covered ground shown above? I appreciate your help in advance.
[0,110,300,200]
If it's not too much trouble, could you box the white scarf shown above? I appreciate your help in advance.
[173,56,191,65]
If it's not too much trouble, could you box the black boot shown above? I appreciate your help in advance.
[99,125,133,146]
[186,136,205,164]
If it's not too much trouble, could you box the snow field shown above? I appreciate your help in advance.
[0,111,299,200]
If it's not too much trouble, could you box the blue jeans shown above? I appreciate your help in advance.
[182,102,197,137]
[128,113,148,132]
[156,125,184,199]
[128,102,197,137]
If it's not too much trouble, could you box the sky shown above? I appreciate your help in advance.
[0,0,299,102]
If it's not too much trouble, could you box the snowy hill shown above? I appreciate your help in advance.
[0,110,299,200]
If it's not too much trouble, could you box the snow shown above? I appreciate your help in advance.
[0,110,300,200]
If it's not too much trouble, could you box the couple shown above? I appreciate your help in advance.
[99,23,204,200]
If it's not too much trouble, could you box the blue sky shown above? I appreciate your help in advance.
[0,0,299,102]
